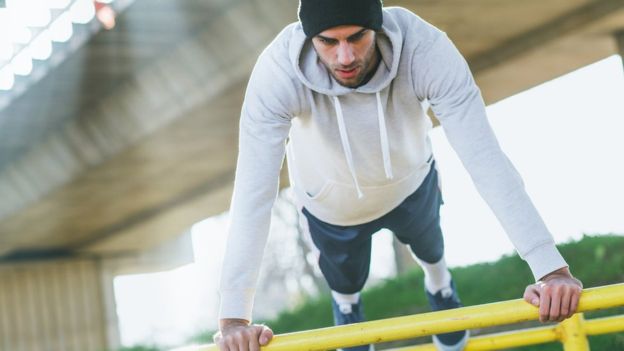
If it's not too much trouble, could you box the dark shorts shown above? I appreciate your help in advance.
[301,160,445,294]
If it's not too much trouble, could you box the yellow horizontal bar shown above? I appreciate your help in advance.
[389,325,559,351]
[585,314,624,335]
[175,283,624,351]
[391,314,624,351]
[576,283,624,311]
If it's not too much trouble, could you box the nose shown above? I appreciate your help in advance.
[336,42,355,67]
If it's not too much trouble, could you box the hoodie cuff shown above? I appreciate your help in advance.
[218,289,256,322]
[523,242,568,281]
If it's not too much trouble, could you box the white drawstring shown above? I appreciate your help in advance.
[333,96,364,198]
[332,92,394,199]
[376,91,393,180]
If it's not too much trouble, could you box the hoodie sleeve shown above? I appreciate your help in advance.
[218,44,298,321]
[411,33,567,282]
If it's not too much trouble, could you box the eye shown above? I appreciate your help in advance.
[349,33,364,42]
[317,37,336,46]
[348,31,367,42]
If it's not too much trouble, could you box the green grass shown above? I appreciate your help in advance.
[162,234,624,350]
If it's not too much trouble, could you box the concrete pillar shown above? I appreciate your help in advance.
[0,230,194,351]
[0,259,111,351]
[100,267,122,350]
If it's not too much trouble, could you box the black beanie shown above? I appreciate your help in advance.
[298,0,383,38]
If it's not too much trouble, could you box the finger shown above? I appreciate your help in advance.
[249,332,261,351]
[524,285,540,306]
[224,337,236,351]
[245,328,259,351]
[570,288,581,315]
[217,335,231,351]
[229,333,244,351]
[259,326,274,345]
[539,289,551,323]
[549,287,561,321]
[560,287,572,320]
[236,334,247,351]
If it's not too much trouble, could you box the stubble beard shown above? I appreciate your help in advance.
[323,42,379,88]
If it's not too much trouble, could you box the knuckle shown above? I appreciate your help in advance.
[232,333,243,343]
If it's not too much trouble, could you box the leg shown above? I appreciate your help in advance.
[384,161,469,351]
[300,207,378,351]
[302,207,374,295]
[384,160,450,293]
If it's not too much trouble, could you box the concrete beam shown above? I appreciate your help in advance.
[0,0,290,254]
[469,0,624,73]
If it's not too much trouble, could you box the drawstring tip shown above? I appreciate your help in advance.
[356,189,364,199]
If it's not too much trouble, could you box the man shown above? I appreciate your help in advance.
[215,1,583,350]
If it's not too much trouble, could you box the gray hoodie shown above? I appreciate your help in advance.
[219,7,567,321]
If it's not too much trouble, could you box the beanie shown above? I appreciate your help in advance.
[298,0,383,38]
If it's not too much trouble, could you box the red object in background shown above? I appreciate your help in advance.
[94,1,116,30]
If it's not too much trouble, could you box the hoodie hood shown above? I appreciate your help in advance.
[287,9,404,198]
[289,9,403,96]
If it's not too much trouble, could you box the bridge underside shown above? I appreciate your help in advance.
[1,0,622,262]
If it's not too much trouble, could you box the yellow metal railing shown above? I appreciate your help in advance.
[175,283,624,351]
[390,314,624,350]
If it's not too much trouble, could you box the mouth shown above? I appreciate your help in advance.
[335,67,359,80]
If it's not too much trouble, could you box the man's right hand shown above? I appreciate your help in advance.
[214,318,274,351]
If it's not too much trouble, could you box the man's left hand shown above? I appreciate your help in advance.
[523,267,583,323]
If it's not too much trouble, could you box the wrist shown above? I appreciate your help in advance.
[220,318,250,331]
[542,266,571,279]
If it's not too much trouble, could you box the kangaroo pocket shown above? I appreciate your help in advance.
[293,162,432,226]
[305,180,334,201]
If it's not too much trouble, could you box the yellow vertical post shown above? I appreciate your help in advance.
[560,313,590,351]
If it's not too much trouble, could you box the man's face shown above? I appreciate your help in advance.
[312,25,379,88]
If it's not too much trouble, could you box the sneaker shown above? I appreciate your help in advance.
[425,280,469,351]
[331,298,375,351]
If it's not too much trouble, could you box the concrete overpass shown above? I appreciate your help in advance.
[0,0,623,349]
